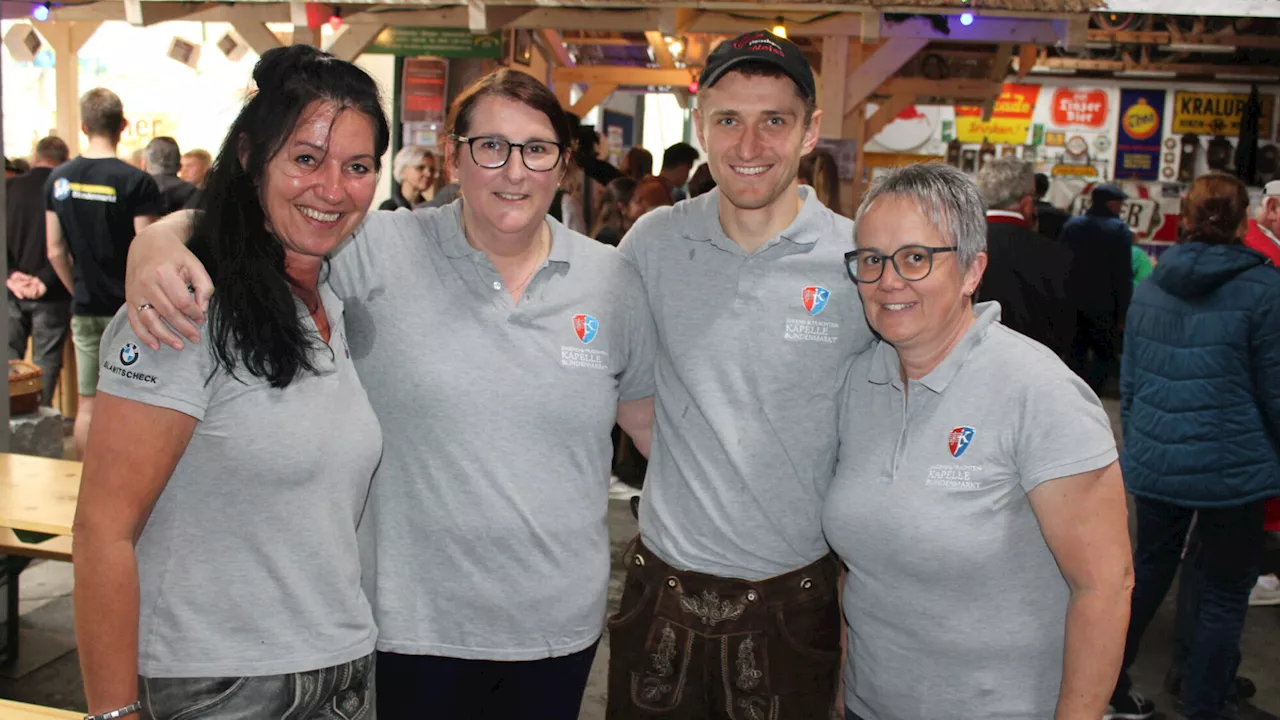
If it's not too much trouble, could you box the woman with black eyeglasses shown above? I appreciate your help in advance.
[823,163,1133,720]
[116,68,658,719]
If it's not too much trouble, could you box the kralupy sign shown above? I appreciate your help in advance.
[1171,91,1275,137]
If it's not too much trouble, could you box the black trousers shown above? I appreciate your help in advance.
[1113,498,1265,719]
[376,640,600,720]
[1069,315,1119,396]
[7,297,71,405]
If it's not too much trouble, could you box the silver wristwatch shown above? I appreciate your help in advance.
[84,702,142,720]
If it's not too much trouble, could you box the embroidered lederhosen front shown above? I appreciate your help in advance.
[606,537,841,720]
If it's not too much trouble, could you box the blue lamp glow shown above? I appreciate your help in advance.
[960,12,974,26]
[32,3,49,21]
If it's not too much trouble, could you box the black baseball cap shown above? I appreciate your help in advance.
[699,30,816,100]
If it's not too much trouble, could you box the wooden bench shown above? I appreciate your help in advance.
[0,530,71,563]
[0,699,81,718]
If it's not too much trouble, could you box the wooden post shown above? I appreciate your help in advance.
[819,35,849,139]
[289,2,320,47]
[842,39,866,213]
[39,21,102,156]
[38,20,100,420]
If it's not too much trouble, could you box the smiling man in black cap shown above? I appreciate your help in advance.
[608,30,874,720]
[1059,183,1135,395]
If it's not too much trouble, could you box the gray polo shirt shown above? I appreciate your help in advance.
[96,283,382,677]
[620,186,874,580]
[331,201,656,660]
[823,302,1117,720]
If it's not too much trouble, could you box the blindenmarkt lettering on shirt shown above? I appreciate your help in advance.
[55,181,119,203]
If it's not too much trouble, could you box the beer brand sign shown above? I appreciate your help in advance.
[1116,89,1165,182]
[955,84,1040,144]
[1171,91,1275,137]
[1050,88,1109,129]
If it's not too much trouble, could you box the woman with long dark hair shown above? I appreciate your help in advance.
[72,45,388,719]
[1108,172,1280,720]
[122,67,656,720]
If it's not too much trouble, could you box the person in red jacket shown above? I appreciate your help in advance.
[1245,180,1280,266]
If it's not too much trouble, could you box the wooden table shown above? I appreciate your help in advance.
[0,454,81,677]
[0,454,80,538]
[0,699,81,719]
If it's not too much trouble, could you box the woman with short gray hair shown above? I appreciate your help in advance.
[380,144,437,210]
[824,162,1134,720]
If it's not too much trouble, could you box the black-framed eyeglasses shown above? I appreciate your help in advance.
[450,134,563,172]
[844,245,958,284]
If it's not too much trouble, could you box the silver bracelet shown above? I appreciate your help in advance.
[84,702,142,720]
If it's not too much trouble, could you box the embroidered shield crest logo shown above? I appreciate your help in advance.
[802,286,829,315]
[573,314,598,344]
[948,426,975,458]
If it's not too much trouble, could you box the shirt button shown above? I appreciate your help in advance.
[492,281,502,290]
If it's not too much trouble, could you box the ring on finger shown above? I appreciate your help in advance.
[137,302,155,313]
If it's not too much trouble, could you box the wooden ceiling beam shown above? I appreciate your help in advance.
[551,65,695,86]
[124,0,208,26]
[645,30,675,69]
[1087,28,1280,50]
[865,93,914,139]
[1035,56,1280,77]
[880,14,1061,44]
[1015,43,1038,80]
[563,37,644,47]
[875,77,1003,101]
[538,29,574,66]
[571,83,617,116]
[843,35,928,116]
[338,7,466,26]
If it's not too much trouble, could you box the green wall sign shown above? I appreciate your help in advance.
[366,27,503,58]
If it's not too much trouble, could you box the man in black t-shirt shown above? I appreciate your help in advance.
[145,136,196,215]
[8,135,72,406]
[46,87,162,454]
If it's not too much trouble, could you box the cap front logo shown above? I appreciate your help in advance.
[732,34,785,57]
[802,286,830,315]
[948,426,975,458]
[573,313,599,344]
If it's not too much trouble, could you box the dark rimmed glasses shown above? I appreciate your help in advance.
[450,134,564,172]
[844,245,958,284]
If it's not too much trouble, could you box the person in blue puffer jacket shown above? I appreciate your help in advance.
[1108,173,1280,720]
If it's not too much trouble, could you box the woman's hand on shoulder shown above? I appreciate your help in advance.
[125,210,214,351]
